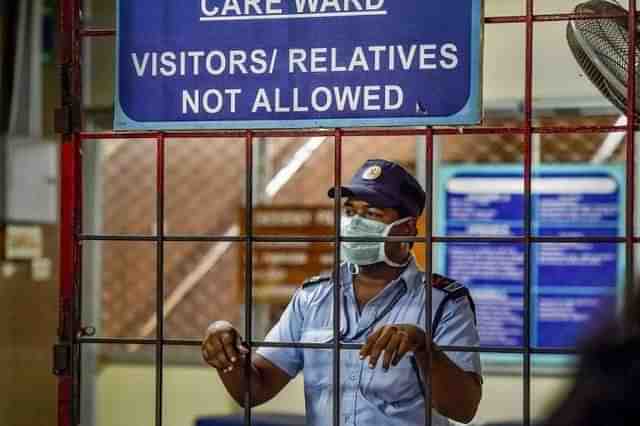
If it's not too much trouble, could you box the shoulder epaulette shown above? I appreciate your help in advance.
[426,274,477,330]
[302,275,331,288]
[427,274,465,296]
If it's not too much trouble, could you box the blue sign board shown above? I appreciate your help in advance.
[115,0,483,130]
[438,165,624,351]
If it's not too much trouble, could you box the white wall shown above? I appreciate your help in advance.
[96,364,235,426]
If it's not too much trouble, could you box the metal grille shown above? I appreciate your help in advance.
[57,2,639,426]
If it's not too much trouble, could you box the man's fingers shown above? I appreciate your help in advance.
[202,339,216,356]
[205,353,224,370]
[201,340,217,363]
[216,351,232,370]
[204,356,223,370]
[202,333,234,371]
[392,335,412,366]
[360,327,383,359]
[367,327,396,368]
[202,322,247,372]
[382,333,403,370]
[236,337,250,354]
[220,332,240,364]
[202,344,223,369]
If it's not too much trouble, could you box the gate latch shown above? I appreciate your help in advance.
[52,343,71,376]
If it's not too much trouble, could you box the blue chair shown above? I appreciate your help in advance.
[196,413,306,426]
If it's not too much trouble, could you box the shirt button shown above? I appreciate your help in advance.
[350,374,357,380]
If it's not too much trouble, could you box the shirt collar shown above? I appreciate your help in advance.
[342,256,420,296]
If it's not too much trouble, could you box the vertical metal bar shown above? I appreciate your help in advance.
[333,128,343,426]
[72,132,84,426]
[58,1,82,426]
[523,1,534,425]
[423,127,435,426]
[625,0,637,332]
[60,136,82,426]
[155,133,166,426]
[244,130,254,426]
[58,130,74,426]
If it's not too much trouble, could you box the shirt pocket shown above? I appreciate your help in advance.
[361,355,423,406]
[301,328,334,390]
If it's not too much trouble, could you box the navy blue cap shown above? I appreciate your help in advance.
[328,159,426,217]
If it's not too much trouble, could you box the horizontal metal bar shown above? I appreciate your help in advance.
[341,343,578,355]
[531,236,625,243]
[77,11,632,40]
[252,236,335,243]
[79,125,629,140]
[79,131,162,140]
[533,11,628,23]
[485,12,628,24]
[532,125,626,134]
[76,337,579,355]
[436,236,626,244]
[79,28,116,37]
[78,337,156,345]
[252,341,336,349]
[341,236,626,243]
[78,234,630,244]
[79,234,158,241]
[77,124,631,141]
[436,345,577,355]
[165,235,247,242]
[485,15,527,24]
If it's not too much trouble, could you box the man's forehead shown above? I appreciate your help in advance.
[344,197,387,210]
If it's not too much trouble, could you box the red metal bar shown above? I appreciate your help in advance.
[77,12,631,39]
[485,12,628,24]
[76,124,631,142]
[79,131,163,140]
[531,12,627,22]
[58,0,82,426]
[154,133,166,426]
[243,130,255,426]
[58,138,76,426]
[625,1,637,330]
[331,128,343,426]
[523,0,534,425]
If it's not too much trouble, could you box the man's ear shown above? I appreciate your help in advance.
[406,217,418,236]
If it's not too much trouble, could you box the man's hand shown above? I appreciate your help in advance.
[202,320,250,373]
[359,324,427,370]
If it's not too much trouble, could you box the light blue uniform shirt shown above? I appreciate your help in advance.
[257,258,482,426]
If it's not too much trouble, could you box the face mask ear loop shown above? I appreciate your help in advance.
[381,217,413,268]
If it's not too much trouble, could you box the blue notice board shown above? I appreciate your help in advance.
[438,165,624,354]
[115,0,483,130]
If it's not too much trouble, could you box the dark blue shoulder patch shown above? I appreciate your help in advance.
[302,275,331,288]
[427,274,478,328]
[425,274,466,298]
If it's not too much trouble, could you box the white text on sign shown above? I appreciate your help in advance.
[181,85,403,114]
[131,45,459,78]
[200,0,387,20]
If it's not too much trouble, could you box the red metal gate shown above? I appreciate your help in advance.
[56,1,638,425]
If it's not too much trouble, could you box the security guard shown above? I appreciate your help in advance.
[202,159,482,425]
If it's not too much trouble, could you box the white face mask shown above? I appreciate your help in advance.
[340,215,412,267]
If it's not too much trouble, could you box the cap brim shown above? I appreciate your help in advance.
[327,185,397,208]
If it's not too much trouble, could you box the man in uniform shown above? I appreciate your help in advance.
[202,159,482,425]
